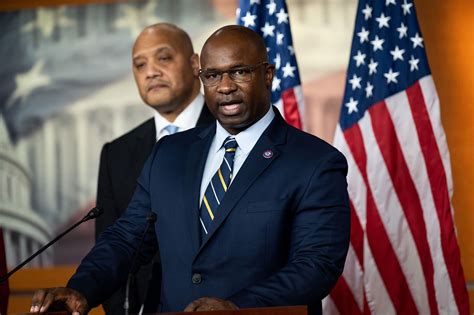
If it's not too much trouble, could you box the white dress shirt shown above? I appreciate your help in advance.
[199,106,275,205]
[154,93,205,141]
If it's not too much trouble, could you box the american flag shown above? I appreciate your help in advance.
[327,0,469,314]
[237,0,303,129]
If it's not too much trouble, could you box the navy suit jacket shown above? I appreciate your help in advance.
[95,104,213,313]
[68,108,350,315]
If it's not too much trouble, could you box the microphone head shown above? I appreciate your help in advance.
[147,212,157,223]
[86,207,104,220]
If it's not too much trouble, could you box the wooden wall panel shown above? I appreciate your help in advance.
[415,0,474,281]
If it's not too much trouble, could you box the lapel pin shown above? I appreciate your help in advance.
[262,149,273,159]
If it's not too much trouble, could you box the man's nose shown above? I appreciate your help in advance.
[146,62,162,79]
[217,73,237,94]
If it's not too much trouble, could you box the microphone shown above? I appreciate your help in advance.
[124,212,157,315]
[0,207,103,283]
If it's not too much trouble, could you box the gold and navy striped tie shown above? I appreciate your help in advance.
[200,136,238,239]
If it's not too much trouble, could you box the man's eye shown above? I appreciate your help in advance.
[232,68,250,76]
[158,55,171,62]
[135,63,145,70]
[205,72,220,79]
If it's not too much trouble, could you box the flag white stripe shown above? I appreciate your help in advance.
[322,295,341,315]
[334,126,367,228]
[341,244,365,311]
[335,124,394,315]
[419,76,454,200]
[363,235,396,315]
[385,87,458,315]
[358,112,429,313]
[293,85,305,122]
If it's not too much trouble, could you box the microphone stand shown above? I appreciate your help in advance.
[124,212,157,315]
[0,207,103,283]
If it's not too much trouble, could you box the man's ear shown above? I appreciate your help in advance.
[265,64,275,87]
[191,53,200,77]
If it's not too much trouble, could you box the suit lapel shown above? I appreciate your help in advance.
[183,125,215,254]
[196,109,288,257]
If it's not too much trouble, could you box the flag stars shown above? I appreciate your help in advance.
[371,35,385,51]
[266,0,277,15]
[274,53,281,69]
[250,0,261,5]
[272,76,281,91]
[349,74,362,90]
[357,27,370,43]
[353,50,366,67]
[261,22,275,37]
[362,4,372,20]
[7,59,51,107]
[241,11,257,27]
[288,45,295,55]
[276,8,289,24]
[365,82,374,98]
[409,55,420,71]
[346,97,359,114]
[397,22,408,39]
[376,13,391,28]
[411,33,424,48]
[384,68,400,84]
[282,62,296,78]
[368,59,378,74]
[402,0,413,15]
[276,32,284,45]
[390,46,405,61]
[386,0,396,6]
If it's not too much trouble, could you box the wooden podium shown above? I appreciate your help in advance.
[18,305,307,315]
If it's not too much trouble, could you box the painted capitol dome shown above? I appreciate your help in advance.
[0,115,51,267]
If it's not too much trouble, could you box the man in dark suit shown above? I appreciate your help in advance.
[95,23,213,314]
[31,25,350,315]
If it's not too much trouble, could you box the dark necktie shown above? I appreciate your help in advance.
[199,136,238,240]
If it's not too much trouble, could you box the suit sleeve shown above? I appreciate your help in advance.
[95,143,120,240]
[228,150,351,311]
[67,144,160,307]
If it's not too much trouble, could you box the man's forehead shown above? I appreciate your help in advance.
[201,42,258,68]
[133,43,176,59]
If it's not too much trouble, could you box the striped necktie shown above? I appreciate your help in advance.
[199,136,238,240]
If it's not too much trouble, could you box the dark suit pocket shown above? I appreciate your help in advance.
[247,197,289,213]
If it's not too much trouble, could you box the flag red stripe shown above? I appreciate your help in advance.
[281,88,302,129]
[349,200,364,267]
[369,101,439,315]
[331,276,363,315]
[406,82,469,314]
[363,291,371,315]
[344,123,418,314]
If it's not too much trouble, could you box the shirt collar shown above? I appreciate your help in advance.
[154,93,204,138]
[214,106,275,154]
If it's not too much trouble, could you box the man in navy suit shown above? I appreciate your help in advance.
[31,25,350,315]
[95,23,213,314]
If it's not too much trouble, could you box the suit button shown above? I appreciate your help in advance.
[192,273,202,284]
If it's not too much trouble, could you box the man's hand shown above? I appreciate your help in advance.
[30,287,89,315]
[184,297,239,312]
